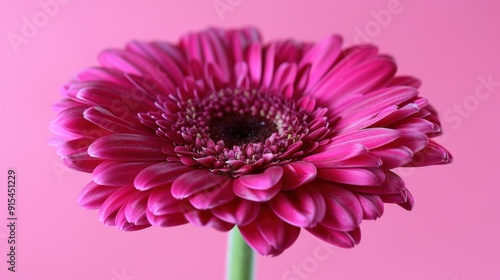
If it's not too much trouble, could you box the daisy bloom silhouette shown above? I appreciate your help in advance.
[51,27,451,279]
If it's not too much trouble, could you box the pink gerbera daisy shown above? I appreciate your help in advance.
[51,27,452,256]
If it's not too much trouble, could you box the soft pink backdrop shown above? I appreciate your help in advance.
[1,0,498,279]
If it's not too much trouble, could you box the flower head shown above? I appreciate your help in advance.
[51,27,452,256]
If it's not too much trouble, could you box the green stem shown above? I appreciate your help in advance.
[226,227,255,280]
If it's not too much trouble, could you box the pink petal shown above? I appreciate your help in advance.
[115,205,150,231]
[238,224,273,256]
[311,57,396,106]
[334,45,380,72]
[239,207,300,256]
[51,97,81,113]
[379,186,414,211]
[211,199,260,226]
[228,27,261,64]
[299,35,343,91]
[146,209,188,227]
[278,141,304,160]
[93,161,154,186]
[75,66,129,85]
[354,193,384,220]
[202,30,231,80]
[98,49,143,75]
[321,128,401,152]
[396,129,429,152]
[171,169,228,199]
[76,86,155,113]
[319,185,363,231]
[181,29,230,81]
[124,190,150,225]
[188,178,236,210]
[246,43,262,86]
[334,87,419,126]
[134,163,194,191]
[388,76,421,88]
[83,105,154,134]
[399,188,415,210]
[306,225,361,248]
[294,64,312,97]
[361,103,421,129]
[393,118,438,135]
[154,41,189,75]
[184,210,234,232]
[346,171,404,195]
[301,126,329,142]
[78,181,121,210]
[56,106,109,138]
[303,143,368,164]
[98,49,175,93]
[406,140,453,166]
[233,178,282,202]
[269,186,326,227]
[317,167,385,186]
[98,187,137,226]
[124,72,170,104]
[56,137,93,157]
[370,146,414,169]
[234,61,249,88]
[88,133,167,161]
[147,187,188,215]
[229,30,245,63]
[312,154,382,169]
[271,63,297,92]
[274,40,304,64]
[204,62,229,89]
[125,41,185,86]
[260,44,276,89]
[281,161,317,190]
[238,166,283,190]
[63,150,104,173]
[297,95,317,112]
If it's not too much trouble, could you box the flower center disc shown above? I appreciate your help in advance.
[209,114,276,147]
[170,88,329,174]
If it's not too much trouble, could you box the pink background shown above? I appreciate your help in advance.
[1,0,499,279]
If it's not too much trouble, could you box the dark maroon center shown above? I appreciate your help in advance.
[209,113,276,147]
